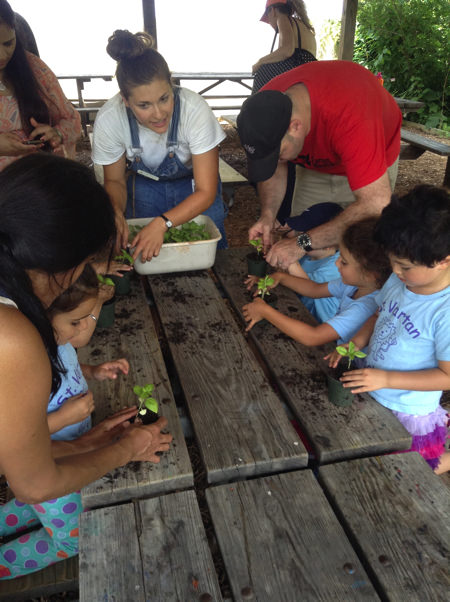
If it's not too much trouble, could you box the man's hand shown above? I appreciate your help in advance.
[249,215,275,253]
[265,237,303,269]
[340,368,388,393]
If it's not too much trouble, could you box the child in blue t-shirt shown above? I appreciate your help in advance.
[329,186,450,474]
[47,264,129,440]
[243,217,391,348]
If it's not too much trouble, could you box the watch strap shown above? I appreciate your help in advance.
[160,213,172,229]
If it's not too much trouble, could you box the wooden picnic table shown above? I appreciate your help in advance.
[214,248,411,463]
[73,255,448,601]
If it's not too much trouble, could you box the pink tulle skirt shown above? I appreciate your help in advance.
[392,405,449,470]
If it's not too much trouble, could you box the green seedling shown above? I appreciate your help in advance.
[163,221,210,243]
[249,238,263,256]
[335,341,367,369]
[133,384,158,415]
[115,248,134,265]
[257,275,275,300]
[97,274,115,287]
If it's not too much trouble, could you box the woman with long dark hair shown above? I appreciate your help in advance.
[0,154,171,579]
[0,0,81,171]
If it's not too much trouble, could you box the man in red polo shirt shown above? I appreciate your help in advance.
[237,60,402,268]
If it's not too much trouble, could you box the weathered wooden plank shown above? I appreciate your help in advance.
[0,557,78,601]
[319,453,450,601]
[79,491,222,601]
[138,490,223,600]
[148,271,308,484]
[400,128,450,156]
[214,248,411,463]
[207,470,378,601]
[77,275,193,507]
[79,504,144,601]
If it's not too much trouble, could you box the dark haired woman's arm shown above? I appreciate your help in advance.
[252,13,295,73]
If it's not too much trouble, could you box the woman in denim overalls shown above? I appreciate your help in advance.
[93,30,227,262]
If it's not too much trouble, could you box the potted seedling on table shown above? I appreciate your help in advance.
[247,238,268,278]
[134,383,159,425]
[326,341,367,407]
[257,275,278,308]
[96,274,116,329]
[112,248,134,296]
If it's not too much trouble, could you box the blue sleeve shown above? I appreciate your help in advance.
[327,291,379,342]
[327,278,345,298]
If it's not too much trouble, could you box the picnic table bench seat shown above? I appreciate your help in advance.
[218,157,248,208]
[400,127,450,186]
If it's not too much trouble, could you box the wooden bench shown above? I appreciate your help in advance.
[319,453,450,600]
[79,490,222,601]
[206,470,378,600]
[400,127,450,187]
[219,157,248,208]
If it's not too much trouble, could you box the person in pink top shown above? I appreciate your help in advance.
[0,0,81,171]
[237,60,402,270]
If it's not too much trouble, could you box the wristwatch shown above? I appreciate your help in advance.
[159,213,173,229]
[296,232,313,252]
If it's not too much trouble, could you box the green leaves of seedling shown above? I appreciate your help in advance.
[257,275,274,300]
[97,274,115,287]
[133,383,158,415]
[163,221,210,243]
[249,238,263,255]
[115,248,134,265]
[336,341,367,369]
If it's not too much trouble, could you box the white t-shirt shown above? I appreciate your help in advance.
[92,87,225,170]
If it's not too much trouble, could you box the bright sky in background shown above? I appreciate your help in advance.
[12,0,343,102]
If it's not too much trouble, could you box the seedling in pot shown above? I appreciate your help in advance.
[335,341,367,370]
[249,238,263,257]
[97,274,115,287]
[257,275,275,301]
[134,383,159,425]
[115,248,135,266]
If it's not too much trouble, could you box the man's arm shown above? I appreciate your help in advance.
[249,161,288,250]
[266,171,392,268]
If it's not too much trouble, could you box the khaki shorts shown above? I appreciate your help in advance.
[291,158,399,216]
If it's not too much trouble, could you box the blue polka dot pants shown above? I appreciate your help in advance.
[0,491,82,579]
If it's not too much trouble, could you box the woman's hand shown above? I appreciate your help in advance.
[340,368,388,393]
[131,217,167,262]
[0,132,40,157]
[242,297,267,331]
[120,416,173,464]
[29,117,63,150]
[91,359,129,381]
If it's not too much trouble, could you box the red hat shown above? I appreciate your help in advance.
[260,0,288,23]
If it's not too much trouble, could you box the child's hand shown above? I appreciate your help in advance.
[242,297,267,331]
[98,283,115,302]
[340,368,388,393]
[244,274,259,291]
[93,259,133,277]
[57,391,95,426]
[324,349,344,369]
[92,358,130,381]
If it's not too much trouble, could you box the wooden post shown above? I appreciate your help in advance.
[142,0,157,47]
[338,0,358,61]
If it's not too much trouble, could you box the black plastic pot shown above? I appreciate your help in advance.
[246,252,268,278]
[138,408,159,425]
[326,362,355,407]
[112,271,131,296]
[97,297,116,329]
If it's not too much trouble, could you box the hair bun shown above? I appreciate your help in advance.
[106,29,155,62]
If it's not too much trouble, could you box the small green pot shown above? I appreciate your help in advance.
[246,252,267,278]
[112,271,131,296]
[97,297,116,329]
[326,368,354,407]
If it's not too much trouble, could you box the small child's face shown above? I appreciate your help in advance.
[389,254,450,293]
[335,244,370,287]
[52,297,97,346]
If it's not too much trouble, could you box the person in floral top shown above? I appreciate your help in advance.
[0,0,80,171]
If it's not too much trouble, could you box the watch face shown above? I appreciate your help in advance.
[296,233,312,250]
[166,219,173,228]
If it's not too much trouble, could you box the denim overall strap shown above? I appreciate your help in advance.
[166,86,181,151]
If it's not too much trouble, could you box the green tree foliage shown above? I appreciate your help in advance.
[353,0,449,130]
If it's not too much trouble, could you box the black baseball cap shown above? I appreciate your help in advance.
[237,90,292,182]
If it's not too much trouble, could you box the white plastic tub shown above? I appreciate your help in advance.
[128,215,222,275]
